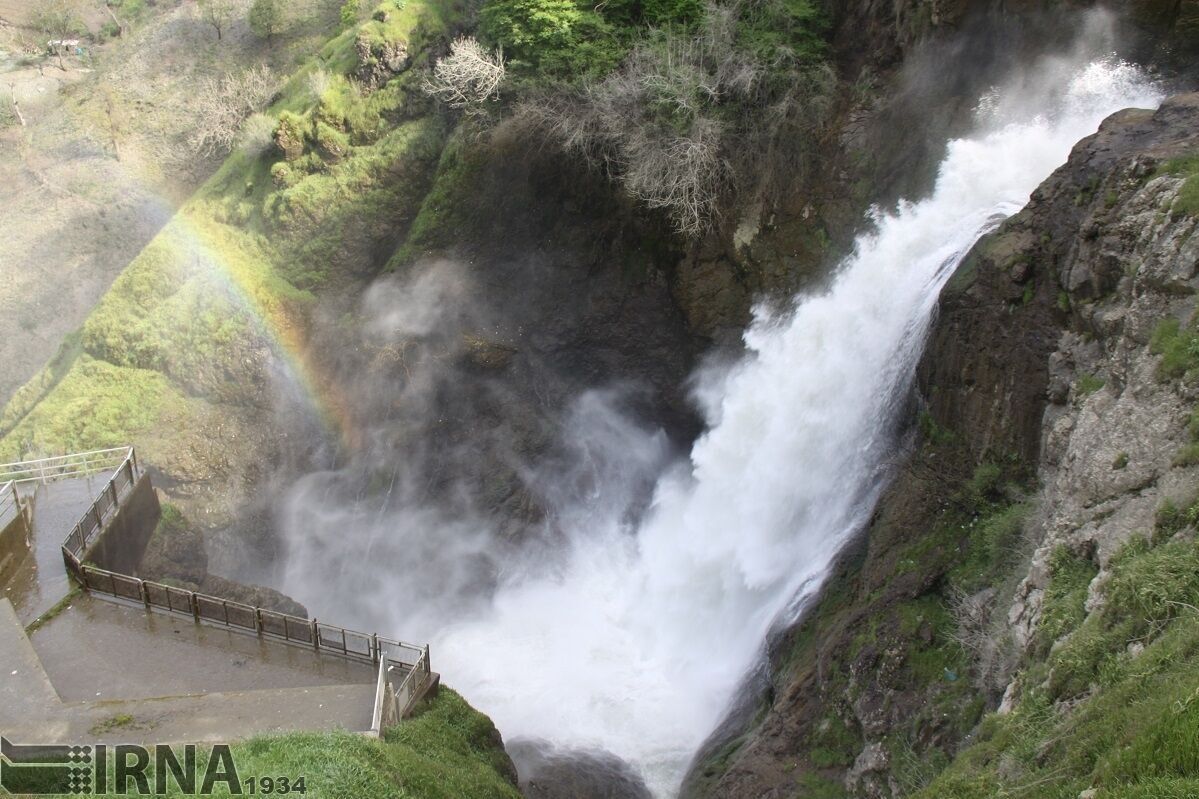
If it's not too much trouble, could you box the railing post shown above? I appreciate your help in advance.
[255,608,263,637]
[311,619,320,651]
[372,633,380,665]
[190,592,200,623]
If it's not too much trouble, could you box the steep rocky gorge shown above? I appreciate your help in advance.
[686,89,1199,799]
[3,0,1199,796]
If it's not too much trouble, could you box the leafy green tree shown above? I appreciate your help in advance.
[249,0,285,42]
[339,0,361,29]
[480,0,582,65]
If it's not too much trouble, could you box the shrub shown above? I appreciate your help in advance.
[510,1,833,235]
[340,0,361,29]
[307,68,332,102]
[249,0,285,42]
[188,66,279,157]
[480,0,584,67]
[421,37,506,113]
[964,462,1003,504]
[1150,318,1199,381]
[238,113,278,156]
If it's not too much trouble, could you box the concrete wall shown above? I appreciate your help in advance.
[82,474,161,575]
[0,506,30,585]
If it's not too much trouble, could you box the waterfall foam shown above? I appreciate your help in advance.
[281,47,1162,799]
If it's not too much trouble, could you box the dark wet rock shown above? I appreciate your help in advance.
[508,740,652,799]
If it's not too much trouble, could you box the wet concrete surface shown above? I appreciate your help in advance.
[31,594,376,702]
[0,597,61,728]
[0,474,385,744]
[2,596,375,742]
[4,478,104,624]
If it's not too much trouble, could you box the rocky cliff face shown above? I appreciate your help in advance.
[684,91,1199,799]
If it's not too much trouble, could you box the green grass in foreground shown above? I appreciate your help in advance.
[25,690,519,799]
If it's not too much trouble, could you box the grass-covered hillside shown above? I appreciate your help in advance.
[913,532,1199,799]
[32,690,520,799]
[171,690,520,799]
[0,0,459,471]
[0,0,836,468]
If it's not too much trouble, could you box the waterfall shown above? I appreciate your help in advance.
[426,58,1160,795]
[280,41,1161,799]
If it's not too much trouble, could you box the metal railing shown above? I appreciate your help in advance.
[75,561,428,668]
[372,644,432,734]
[45,445,433,728]
[0,481,19,530]
[59,452,139,568]
[0,446,134,485]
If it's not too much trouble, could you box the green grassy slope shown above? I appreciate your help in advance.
[912,534,1199,799]
[0,1,458,463]
[26,690,520,799]
[182,690,521,799]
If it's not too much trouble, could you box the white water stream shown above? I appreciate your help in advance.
[283,37,1162,798]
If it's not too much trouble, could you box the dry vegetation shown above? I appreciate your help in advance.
[187,64,278,156]
[501,0,834,235]
[421,36,506,114]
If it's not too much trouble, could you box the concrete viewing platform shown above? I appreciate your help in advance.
[0,449,433,746]
[4,477,99,625]
[1,597,376,744]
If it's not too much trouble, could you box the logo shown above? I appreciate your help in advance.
[0,738,306,795]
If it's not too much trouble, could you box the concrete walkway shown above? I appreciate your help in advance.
[32,594,376,701]
[0,475,385,745]
[4,478,102,624]
[1,598,377,744]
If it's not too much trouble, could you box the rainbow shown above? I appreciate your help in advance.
[109,196,361,453]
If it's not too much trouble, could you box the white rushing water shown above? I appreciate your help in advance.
[281,38,1162,799]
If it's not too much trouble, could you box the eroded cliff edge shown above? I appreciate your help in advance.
[686,94,1199,799]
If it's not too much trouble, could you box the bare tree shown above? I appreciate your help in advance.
[421,37,506,114]
[31,0,84,71]
[187,65,278,156]
[948,585,995,662]
[101,85,124,160]
[6,84,25,127]
[510,32,739,236]
[198,0,238,41]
